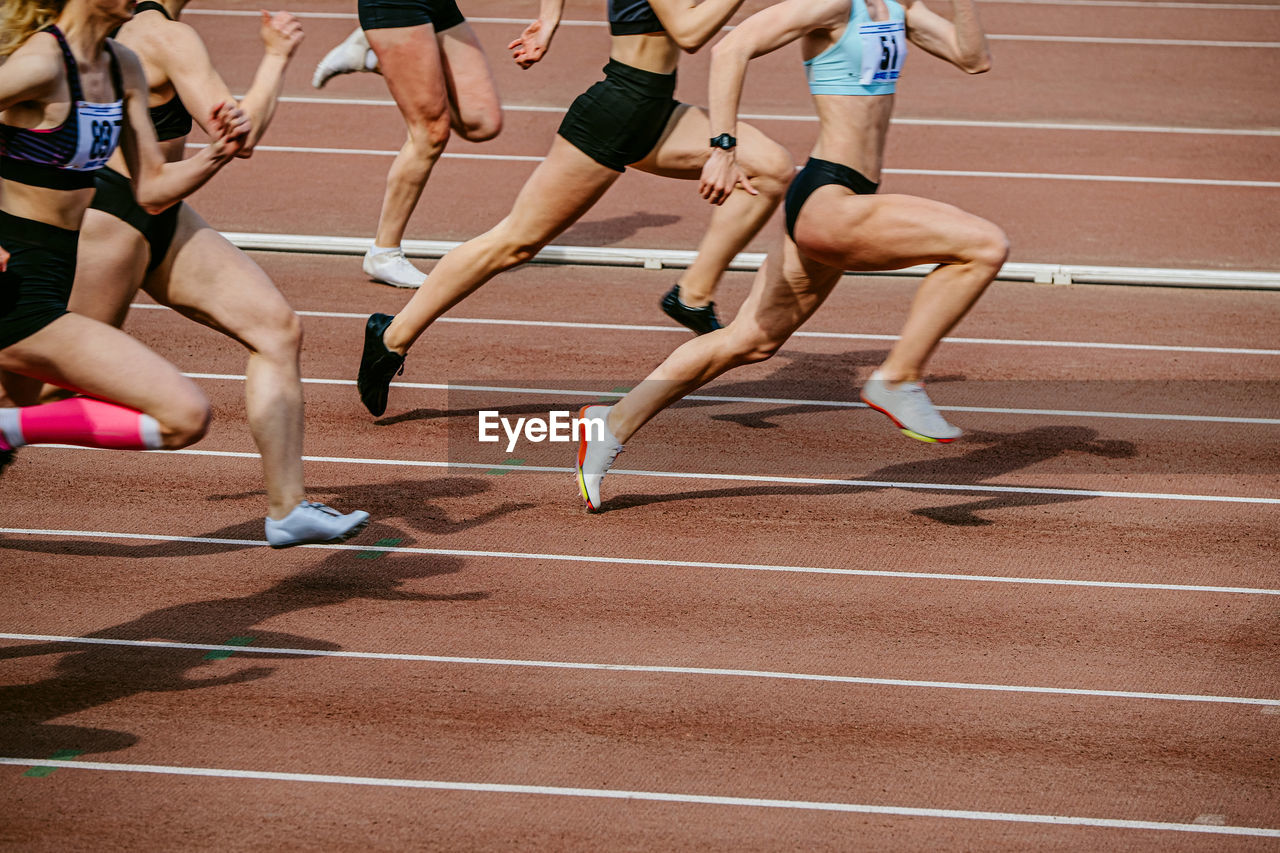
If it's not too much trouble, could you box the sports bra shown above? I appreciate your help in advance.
[608,0,664,36]
[0,26,125,190]
[805,0,907,97]
[132,1,193,141]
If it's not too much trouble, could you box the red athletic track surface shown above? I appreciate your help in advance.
[2,2,1278,850]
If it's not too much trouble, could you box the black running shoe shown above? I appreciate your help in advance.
[358,313,405,416]
[0,447,13,477]
[661,284,722,335]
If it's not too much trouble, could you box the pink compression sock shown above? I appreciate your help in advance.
[0,397,163,450]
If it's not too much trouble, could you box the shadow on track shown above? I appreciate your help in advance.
[600,425,1137,526]
[0,546,479,759]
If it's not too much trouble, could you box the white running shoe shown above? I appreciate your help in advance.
[312,28,372,89]
[575,404,623,512]
[860,377,962,443]
[265,501,371,548]
[363,247,427,289]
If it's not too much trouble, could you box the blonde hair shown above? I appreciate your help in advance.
[0,0,65,58]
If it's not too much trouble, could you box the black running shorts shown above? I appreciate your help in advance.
[784,157,879,239]
[557,59,679,173]
[0,210,76,350]
[89,166,181,273]
[358,0,465,31]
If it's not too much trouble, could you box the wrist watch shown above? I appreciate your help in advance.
[709,133,737,151]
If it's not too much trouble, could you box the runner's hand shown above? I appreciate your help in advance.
[208,102,252,160]
[508,19,553,69]
[260,10,304,58]
[700,149,756,206]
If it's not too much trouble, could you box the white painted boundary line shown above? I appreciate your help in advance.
[272,96,1280,136]
[216,144,1280,190]
[131,301,1280,353]
[33,446,1280,505]
[219,232,1280,290]
[2,632,1279,706]
[177,371,1280,427]
[0,758,1276,837]
[4,529,1279,597]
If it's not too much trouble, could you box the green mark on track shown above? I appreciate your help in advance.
[355,538,404,560]
[203,636,256,661]
[485,458,526,476]
[597,386,631,402]
[24,749,83,778]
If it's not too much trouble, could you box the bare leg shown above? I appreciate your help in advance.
[632,106,794,307]
[383,136,621,352]
[367,22,501,250]
[795,190,1009,382]
[148,205,306,520]
[68,208,150,328]
[609,237,843,442]
[0,314,209,447]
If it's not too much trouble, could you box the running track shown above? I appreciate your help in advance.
[1,1,1277,849]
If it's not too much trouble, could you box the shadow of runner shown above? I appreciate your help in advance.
[602,426,1137,525]
[0,542,481,759]
[0,477,533,559]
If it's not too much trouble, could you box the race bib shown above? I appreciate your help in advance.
[859,20,906,86]
[66,100,123,171]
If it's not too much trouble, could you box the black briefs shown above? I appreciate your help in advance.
[784,157,879,239]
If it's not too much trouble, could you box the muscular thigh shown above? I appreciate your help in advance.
[68,209,150,327]
[795,191,993,271]
[367,25,452,126]
[145,205,293,346]
[632,105,778,179]
[735,237,843,343]
[436,23,501,135]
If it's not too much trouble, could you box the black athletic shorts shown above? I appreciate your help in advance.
[784,157,879,239]
[89,166,181,273]
[0,210,77,350]
[358,0,464,31]
[557,59,679,173]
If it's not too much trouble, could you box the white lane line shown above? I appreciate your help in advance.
[204,144,1280,187]
[991,0,1280,8]
[4,529,1279,597]
[3,633,1279,706]
[178,372,1280,427]
[987,33,1279,47]
[274,97,1280,137]
[127,303,1280,356]
[0,758,1276,837]
[30,446,1280,505]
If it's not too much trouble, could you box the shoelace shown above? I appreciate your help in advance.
[302,501,342,517]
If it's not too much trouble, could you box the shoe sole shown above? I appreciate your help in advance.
[860,394,957,444]
[268,515,370,549]
[575,404,600,512]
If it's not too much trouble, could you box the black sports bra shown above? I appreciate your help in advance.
[0,26,125,190]
[132,1,194,141]
[608,0,664,35]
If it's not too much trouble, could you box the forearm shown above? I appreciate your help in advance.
[132,145,231,212]
[238,52,290,149]
[537,0,563,30]
[950,0,990,71]
[664,0,743,52]
[707,35,750,137]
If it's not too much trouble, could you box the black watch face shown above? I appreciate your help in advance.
[712,134,736,150]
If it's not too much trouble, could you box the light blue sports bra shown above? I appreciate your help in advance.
[805,0,907,97]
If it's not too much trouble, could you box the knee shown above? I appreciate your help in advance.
[747,141,796,197]
[457,108,502,143]
[970,223,1011,273]
[725,324,785,365]
[408,114,453,157]
[256,305,304,361]
[159,387,211,449]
